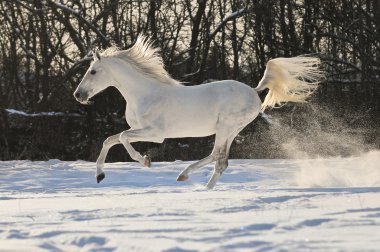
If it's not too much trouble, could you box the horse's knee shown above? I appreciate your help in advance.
[119,131,128,142]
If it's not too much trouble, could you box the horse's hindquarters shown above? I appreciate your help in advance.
[212,80,261,126]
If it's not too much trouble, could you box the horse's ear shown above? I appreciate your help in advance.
[93,50,101,61]
[96,51,101,60]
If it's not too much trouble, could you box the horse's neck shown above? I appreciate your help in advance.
[109,59,162,105]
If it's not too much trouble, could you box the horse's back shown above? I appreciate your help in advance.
[203,80,261,117]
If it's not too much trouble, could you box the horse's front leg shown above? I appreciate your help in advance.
[118,128,159,167]
[96,128,162,183]
[96,133,121,183]
[206,157,228,189]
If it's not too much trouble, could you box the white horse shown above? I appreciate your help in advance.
[74,36,324,189]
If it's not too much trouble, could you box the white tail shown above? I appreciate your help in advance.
[255,56,324,111]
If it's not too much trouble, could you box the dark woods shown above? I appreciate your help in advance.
[0,0,379,161]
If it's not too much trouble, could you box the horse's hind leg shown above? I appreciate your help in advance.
[177,132,229,182]
[205,145,228,189]
[119,128,163,166]
[206,127,243,189]
[177,155,216,181]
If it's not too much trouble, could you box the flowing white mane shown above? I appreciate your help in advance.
[100,36,181,86]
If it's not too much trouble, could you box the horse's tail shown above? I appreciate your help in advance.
[255,56,324,112]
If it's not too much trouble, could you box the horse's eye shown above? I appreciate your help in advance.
[90,69,96,75]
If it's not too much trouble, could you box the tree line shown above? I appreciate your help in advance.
[0,0,379,160]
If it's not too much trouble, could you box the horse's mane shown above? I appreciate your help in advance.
[100,35,181,86]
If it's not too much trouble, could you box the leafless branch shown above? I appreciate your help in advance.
[208,8,246,39]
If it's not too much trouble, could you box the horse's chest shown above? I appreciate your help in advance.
[125,102,161,129]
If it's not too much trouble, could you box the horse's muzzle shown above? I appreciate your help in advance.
[74,91,81,99]
[73,91,93,105]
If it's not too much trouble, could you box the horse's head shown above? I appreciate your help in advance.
[73,51,111,104]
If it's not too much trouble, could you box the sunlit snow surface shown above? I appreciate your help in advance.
[1,152,380,251]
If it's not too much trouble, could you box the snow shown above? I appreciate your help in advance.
[1,152,380,251]
[5,109,81,117]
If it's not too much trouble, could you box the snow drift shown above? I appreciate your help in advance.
[1,156,380,251]
[295,150,380,187]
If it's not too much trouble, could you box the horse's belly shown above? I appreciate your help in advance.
[164,111,218,138]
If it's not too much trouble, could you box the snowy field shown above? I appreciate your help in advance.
[1,151,380,251]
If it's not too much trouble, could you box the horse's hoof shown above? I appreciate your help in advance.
[177,174,189,182]
[206,183,216,190]
[144,155,151,167]
[96,172,105,183]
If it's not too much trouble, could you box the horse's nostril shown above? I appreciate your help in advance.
[74,92,81,99]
